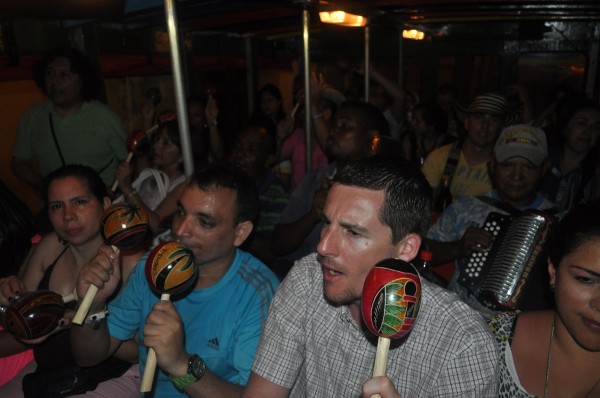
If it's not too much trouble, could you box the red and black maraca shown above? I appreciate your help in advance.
[1,290,75,340]
[72,203,149,325]
[361,258,421,398]
[110,129,151,192]
[140,240,197,392]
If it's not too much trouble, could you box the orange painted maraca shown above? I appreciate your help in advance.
[72,203,149,325]
[110,129,151,192]
[1,290,75,340]
[140,241,197,392]
[361,258,421,398]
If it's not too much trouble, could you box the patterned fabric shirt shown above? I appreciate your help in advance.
[252,253,499,397]
[487,311,535,398]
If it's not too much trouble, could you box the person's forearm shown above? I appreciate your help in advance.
[271,212,320,257]
[70,319,113,367]
[208,125,225,160]
[0,330,29,357]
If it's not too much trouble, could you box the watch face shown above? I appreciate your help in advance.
[189,355,205,380]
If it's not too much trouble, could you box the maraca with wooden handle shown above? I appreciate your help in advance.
[72,203,149,325]
[140,240,198,392]
[110,129,151,192]
[1,290,76,340]
[361,258,422,398]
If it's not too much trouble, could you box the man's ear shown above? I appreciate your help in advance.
[548,259,557,290]
[233,220,254,247]
[103,196,111,210]
[395,233,422,263]
[369,130,381,154]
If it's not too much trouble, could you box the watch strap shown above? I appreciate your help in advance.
[169,354,205,390]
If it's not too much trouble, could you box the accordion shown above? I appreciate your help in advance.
[458,209,556,311]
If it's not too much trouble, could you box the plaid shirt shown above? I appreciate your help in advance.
[252,253,499,397]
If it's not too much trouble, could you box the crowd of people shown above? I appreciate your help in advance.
[0,45,599,397]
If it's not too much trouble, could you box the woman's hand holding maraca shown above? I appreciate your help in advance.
[0,276,26,306]
[142,300,188,376]
[76,245,121,315]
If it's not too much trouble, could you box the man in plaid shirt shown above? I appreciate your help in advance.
[243,156,498,398]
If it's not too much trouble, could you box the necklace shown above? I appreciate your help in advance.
[543,318,555,398]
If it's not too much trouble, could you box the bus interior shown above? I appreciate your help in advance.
[1,0,599,214]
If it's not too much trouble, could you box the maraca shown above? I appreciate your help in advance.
[110,129,151,192]
[1,290,75,340]
[361,258,421,398]
[72,203,149,325]
[140,240,197,392]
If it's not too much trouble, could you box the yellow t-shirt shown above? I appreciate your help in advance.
[422,143,492,199]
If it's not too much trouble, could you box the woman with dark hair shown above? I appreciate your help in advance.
[115,120,189,236]
[488,200,600,397]
[539,94,600,211]
[249,84,288,138]
[0,165,141,397]
[11,47,127,191]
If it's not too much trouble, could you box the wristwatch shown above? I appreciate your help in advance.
[169,354,206,390]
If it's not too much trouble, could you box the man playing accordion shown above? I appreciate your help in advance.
[425,124,559,319]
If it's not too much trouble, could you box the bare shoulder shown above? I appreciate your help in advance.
[512,310,553,352]
[21,232,66,283]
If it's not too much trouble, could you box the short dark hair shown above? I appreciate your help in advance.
[547,200,600,268]
[33,47,101,101]
[191,164,259,225]
[340,100,390,137]
[41,165,108,209]
[340,100,390,135]
[333,155,432,244]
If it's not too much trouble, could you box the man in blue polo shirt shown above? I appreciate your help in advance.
[72,164,280,398]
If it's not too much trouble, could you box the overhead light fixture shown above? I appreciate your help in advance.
[402,29,425,40]
[319,11,366,27]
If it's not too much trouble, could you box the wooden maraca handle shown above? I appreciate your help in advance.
[110,152,135,193]
[370,336,391,398]
[140,292,171,392]
[72,246,119,325]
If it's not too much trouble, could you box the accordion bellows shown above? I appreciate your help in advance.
[458,210,556,310]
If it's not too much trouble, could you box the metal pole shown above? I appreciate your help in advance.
[398,28,404,87]
[302,8,312,173]
[164,0,194,178]
[364,25,370,103]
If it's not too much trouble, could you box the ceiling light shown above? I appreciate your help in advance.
[319,11,366,27]
[402,29,425,40]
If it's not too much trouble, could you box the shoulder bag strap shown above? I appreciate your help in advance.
[441,141,462,185]
[48,113,66,166]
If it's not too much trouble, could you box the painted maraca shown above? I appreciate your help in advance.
[72,203,149,325]
[110,129,151,192]
[140,240,197,392]
[361,258,421,398]
[1,290,76,340]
